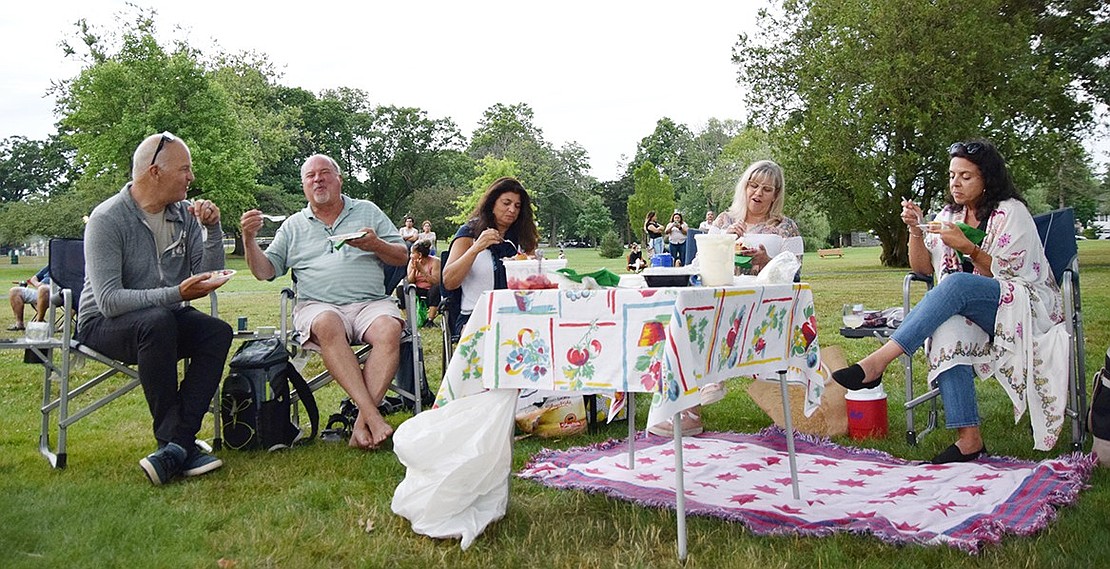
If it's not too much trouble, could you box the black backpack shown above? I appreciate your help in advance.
[1090,347,1110,467]
[220,337,318,451]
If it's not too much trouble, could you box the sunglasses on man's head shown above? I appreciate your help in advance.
[150,132,177,165]
[948,141,983,156]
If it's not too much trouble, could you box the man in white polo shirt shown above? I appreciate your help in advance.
[240,154,408,450]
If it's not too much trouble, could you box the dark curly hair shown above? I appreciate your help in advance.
[946,138,1025,217]
[466,177,539,253]
[412,239,432,257]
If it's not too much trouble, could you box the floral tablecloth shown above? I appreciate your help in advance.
[435,284,825,429]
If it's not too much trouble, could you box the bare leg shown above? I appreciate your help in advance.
[954,426,984,454]
[10,287,26,328]
[856,340,906,383]
[355,316,402,448]
[309,312,386,450]
[33,285,49,322]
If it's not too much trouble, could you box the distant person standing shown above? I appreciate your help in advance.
[643,211,664,256]
[399,215,419,248]
[417,220,437,256]
[665,212,689,266]
[699,210,716,232]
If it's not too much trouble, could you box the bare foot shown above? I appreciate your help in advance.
[362,412,394,448]
[349,412,393,450]
[349,422,374,449]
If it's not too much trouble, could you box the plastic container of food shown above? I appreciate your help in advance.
[503,258,567,290]
[640,266,695,288]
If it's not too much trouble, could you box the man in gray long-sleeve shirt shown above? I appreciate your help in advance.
[78,132,233,485]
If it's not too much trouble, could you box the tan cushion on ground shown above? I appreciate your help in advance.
[1093,437,1110,468]
[746,345,849,437]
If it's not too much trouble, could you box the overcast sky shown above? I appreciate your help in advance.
[1,1,764,181]
[2,1,1105,181]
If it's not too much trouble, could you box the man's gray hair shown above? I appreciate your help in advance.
[301,154,342,178]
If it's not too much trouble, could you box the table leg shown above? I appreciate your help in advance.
[673,410,687,561]
[627,392,636,469]
[777,369,800,500]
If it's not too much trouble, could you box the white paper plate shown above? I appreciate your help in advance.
[326,231,367,243]
[204,269,235,283]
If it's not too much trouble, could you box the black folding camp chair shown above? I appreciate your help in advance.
[35,238,221,468]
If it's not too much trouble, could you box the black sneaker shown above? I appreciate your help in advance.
[139,442,187,485]
[182,445,224,477]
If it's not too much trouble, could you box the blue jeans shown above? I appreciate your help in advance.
[669,242,686,266]
[890,272,1000,428]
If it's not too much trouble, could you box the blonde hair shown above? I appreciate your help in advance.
[725,160,786,225]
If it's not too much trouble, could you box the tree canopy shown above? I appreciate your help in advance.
[1,3,1106,253]
[734,0,1107,265]
[626,161,675,243]
[57,11,258,226]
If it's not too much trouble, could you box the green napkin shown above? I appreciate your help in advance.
[734,254,752,269]
[954,222,987,262]
[555,268,621,287]
[955,222,987,245]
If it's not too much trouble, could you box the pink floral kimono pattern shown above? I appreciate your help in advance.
[924,199,1068,450]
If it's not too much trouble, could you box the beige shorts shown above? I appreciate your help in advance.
[292,298,402,351]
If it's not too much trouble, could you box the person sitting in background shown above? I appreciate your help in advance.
[713,160,801,275]
[241,153,408,450]
[833,139,1068,462]
[442,177,539,336]
[405,239,441,327]
[399,215,419,248]
[417,220,437,256]
[665,212,689,266]
[9,265,52,331]
[626,243,645,272]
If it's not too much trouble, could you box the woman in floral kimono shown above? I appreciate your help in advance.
[833,139,1067,463]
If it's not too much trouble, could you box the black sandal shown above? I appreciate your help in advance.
[930,443,987,464]
[832,364,882,391]
[321,398,359,441]
[320,413,352,442]
[377,395,405,416]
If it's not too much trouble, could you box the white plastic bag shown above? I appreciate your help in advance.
[755,250,803,284]
[391,389,517,549]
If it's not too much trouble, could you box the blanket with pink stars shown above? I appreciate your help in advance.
[518,428,1094,553]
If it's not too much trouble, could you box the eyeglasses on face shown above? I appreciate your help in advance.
[746,180,777,193]
[150,132,177,165]
[948,141,983,157]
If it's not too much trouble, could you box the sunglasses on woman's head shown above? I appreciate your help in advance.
[948,141,983,156]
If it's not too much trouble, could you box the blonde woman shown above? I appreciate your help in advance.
[714,160,801,274]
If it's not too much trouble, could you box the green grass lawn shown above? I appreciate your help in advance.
[1,243,1108,568]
